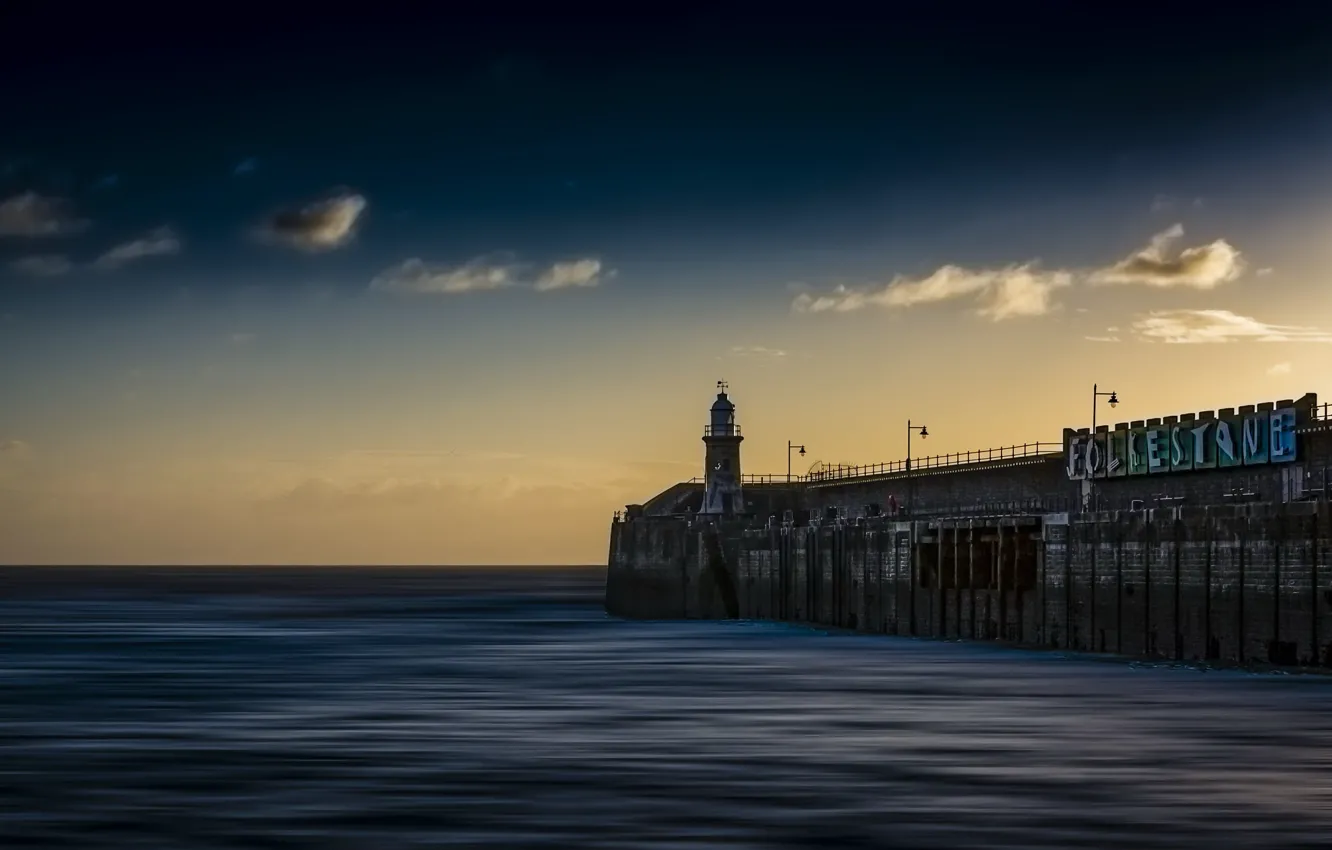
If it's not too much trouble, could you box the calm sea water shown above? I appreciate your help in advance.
[2,566,1330,849]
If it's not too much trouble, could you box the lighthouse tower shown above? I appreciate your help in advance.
[700,380,744,516]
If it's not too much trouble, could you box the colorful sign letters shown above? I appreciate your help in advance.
[1064,407,1297,480]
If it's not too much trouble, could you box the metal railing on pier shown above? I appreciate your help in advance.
[806,442,1061,484]
[685,474,797,485]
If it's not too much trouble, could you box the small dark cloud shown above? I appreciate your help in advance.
[0,192,88,237]
[92,173,120,190]
[0,438,34,459]
[9,255,72,277]
[92,227,181,270]
[1,158,27,179]
[1088,224,1242,289]
[258,192,366,251]
[233,157,258,176]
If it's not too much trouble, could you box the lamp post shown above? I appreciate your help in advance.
[787,441,806,483]
[906,420,928,515]
[1089,384,1119,510]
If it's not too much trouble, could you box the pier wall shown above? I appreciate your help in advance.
[606,503,1332,668]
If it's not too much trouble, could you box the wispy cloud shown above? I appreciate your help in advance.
[1084,335,1120,343]
[0,439,34,473]
[1132,309,1332,343]
[729,345,787,358]
[1267,362,1292,376]
[1088,224,1242,288]
[370,256,517,294]
[93,227,181,270]
[1149,195,1205,212]
[9,254,72,277]
[230,332,256,346]
[370,254,608,296]
[534,258,603,292]
[0,192,88,237]
[1256,267,1274,277]
[233,157,258,176]
[791,263,1072,321]
[792,224,1248,320]
[92,174,119,191]
[259,192,365,251]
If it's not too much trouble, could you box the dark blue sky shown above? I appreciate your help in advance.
[3,4,1332,322]
[5,5,1332,263]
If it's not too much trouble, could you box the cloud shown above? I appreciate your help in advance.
[1153,195,1205,212]
[0,439,34,476]
[791,224,1256,322]
[230,332,256,345]
[1088,224,1242,288]
[369,254,609,296]
[92,174,119,190]
[0,192,88,236]
[259,192,365,251]
[1267,362,1292,376]
[792,226,1253,321]
[1257,267,1274,277]
[534,258,602,292]
[791,263,1072,321]
[233,157,258,176]
[1084,335,1120,343]
[9,254,72,277]
[92,226,181,270]
[370,256,517,294]
[1132,309,1332,343]
[729,345,787,358]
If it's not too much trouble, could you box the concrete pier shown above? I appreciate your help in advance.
[607,386,1332,669]
[607,503,1332,668]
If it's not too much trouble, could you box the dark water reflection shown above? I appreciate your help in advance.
[2,566,1330,849]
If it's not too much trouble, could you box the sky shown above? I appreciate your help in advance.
[3,7,1332,564]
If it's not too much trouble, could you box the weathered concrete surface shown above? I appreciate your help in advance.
[606,503,1332,669]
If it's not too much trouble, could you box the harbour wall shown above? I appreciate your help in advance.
[608,390,1332,668]
[607,503,1332,668]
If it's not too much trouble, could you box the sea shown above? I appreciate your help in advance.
[2,565,1330,849]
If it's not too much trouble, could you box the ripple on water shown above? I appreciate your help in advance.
[1,566,1330,849]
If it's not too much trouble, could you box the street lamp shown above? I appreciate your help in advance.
[1089,384,1120,510]
[1092,384,1119,435]
[906,420,928,515]
[787,441,806,483]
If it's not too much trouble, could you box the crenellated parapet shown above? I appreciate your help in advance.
[1063,392,1317,481]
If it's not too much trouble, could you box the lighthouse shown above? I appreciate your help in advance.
[700,380,744,516]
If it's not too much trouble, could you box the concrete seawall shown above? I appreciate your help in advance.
[606,503,1332,669]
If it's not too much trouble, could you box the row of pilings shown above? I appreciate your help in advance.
[608,502,1332,669]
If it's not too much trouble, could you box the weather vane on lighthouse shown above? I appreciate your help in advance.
[717,379,728,393]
